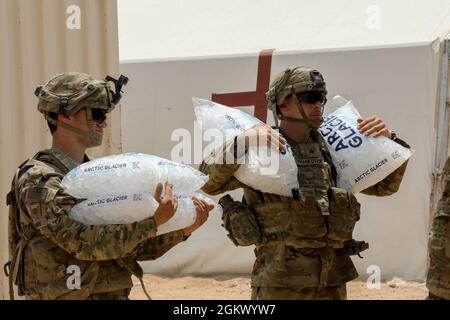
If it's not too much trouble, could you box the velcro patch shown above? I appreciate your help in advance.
[25,187,48,202]
[44,188,58,203]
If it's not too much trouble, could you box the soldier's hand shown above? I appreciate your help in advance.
[182,198,214,237]
[238,124,286,152]
[357,116,390,138]
[153,182,178,227]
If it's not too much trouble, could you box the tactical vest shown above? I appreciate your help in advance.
[426,156,450,299]
[4,150,151,300]
[5,158,35,299]
[252,131,361,249]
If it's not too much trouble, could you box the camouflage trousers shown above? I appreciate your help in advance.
[87,288,131,300]
[251,285,347,300]
[426,216,450,300]
[25,288,131,300]
[426,293,447,300]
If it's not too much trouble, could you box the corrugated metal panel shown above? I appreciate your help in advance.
[0,0,120,299]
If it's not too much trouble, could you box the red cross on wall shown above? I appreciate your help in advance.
[211,49,275,123]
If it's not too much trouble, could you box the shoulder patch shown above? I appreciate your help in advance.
[24,186,48,203]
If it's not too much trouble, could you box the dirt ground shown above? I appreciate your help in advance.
[130,274,428,300]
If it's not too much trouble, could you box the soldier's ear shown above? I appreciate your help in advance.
[279,95,293,110]
[278,104,288,114]
[58,114,71,121]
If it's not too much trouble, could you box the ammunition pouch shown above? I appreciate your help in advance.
[327,187,361,242]
[253,187,361,248]
[254,198,328,248]
[219,195,262,246]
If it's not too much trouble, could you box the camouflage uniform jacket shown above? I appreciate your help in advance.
[201,129,409,288]
[6,148,186,300]
[427,156,450,299]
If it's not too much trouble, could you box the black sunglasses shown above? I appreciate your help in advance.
[296,91,327,105]
[90,108,108,124]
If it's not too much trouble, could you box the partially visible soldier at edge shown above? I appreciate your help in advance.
[200,66,411,300]
[4,72,213,300]
[426,157,450,300]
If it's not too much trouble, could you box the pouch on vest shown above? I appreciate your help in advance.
[327,187,360,242]
[290,188,327,238]
[5,188,26,297]
[254,201,292,242]
[254,190,327,241]
[220,195,261,246]
[5,160,36,299]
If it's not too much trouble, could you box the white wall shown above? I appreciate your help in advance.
[120,41,440,281]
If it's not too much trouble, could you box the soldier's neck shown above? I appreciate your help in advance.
[51,134,87,165]
[280,121,310,144]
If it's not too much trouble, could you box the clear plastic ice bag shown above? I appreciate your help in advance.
[69,192,221,235]
[61,153,208,198]
[319,96,414,193]
[193,98,298,197]
[233,145,298,197]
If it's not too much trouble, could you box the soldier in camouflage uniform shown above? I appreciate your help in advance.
[426,157,450,300]
[201,67,410,300]
[4,72,213,300]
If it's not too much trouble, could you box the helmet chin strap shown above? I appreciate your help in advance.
[280,94,323,129]
[84,108,103,147]
[45,108,103,148]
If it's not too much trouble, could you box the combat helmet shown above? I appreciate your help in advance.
[266,66,327,128]
[35,72,128,147]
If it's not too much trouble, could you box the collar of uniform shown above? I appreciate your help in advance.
[277,127,320,147]
[38,148,90,172]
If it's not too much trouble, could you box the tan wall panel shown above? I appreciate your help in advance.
[0,0,120,299]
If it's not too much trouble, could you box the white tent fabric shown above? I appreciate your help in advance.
[118,0,450,281]
[118,0,450,61]
[120,42,441,281]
